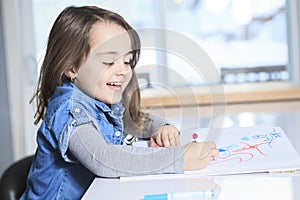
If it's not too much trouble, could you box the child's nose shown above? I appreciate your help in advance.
[115,57,131,75]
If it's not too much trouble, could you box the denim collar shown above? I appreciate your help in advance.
[58,82,124,115]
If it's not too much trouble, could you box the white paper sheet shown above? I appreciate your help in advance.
[186,126,300,176]
[120,126,300,181]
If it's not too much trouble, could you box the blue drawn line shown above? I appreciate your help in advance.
[251,128,282,148]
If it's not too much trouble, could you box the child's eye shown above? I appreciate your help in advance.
[102,62,114,66]
[124,61,131,65]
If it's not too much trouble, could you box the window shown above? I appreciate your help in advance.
[162,0,289,84]
[32,0,293,87]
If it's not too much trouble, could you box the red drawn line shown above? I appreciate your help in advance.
[211,141,276,165]
[211,152,254,165]
[232,141,275,156]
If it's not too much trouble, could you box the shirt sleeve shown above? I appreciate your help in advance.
[68,123,184,178]
[147,113,176,134]
[124,113,178,139]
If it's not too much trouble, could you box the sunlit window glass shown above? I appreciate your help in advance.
[32,0,289,86]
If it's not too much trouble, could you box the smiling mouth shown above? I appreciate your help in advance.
[106,82,123,89]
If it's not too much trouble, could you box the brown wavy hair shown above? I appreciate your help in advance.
[31,6,150,132]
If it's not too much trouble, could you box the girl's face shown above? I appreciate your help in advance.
[71,22,133,104]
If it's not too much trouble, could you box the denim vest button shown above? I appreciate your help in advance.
[115,130,121,137]
[74,107,81,113]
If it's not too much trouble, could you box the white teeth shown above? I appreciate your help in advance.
[107,82,122,86]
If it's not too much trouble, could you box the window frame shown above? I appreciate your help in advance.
[287,0,300,84]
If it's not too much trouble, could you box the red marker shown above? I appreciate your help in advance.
[192,133,202,142]
[192,133,198,140]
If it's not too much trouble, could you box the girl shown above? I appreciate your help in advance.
[21,6,219,199]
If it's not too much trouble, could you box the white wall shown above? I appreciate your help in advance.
[0,0,13,175]
[1,0,37,161]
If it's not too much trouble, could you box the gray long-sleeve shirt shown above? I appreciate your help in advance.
[68,114,185,178]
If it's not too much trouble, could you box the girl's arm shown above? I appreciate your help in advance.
[68,123,184,178]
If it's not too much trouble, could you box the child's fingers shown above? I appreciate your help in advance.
[161,133,170,147]
[160,126,180,147]
[150,137,161,147]
[168,133,180,147]
[151,125,181,147]
[153,132,163,146]
[175,133,180,146]
[169,135,176,146]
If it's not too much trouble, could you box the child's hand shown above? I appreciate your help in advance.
[184,141,219,171]
[150,125,180,147]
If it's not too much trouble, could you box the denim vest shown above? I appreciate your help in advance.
[20,82,124,199]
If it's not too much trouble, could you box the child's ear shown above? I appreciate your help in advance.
[64,67,77,81]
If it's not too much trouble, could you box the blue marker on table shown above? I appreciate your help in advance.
[144,190,215,200]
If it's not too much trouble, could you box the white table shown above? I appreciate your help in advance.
[83,173,300,200]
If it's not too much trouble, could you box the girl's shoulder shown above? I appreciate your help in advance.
[46,83,74,119]
[46,82,94,117]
